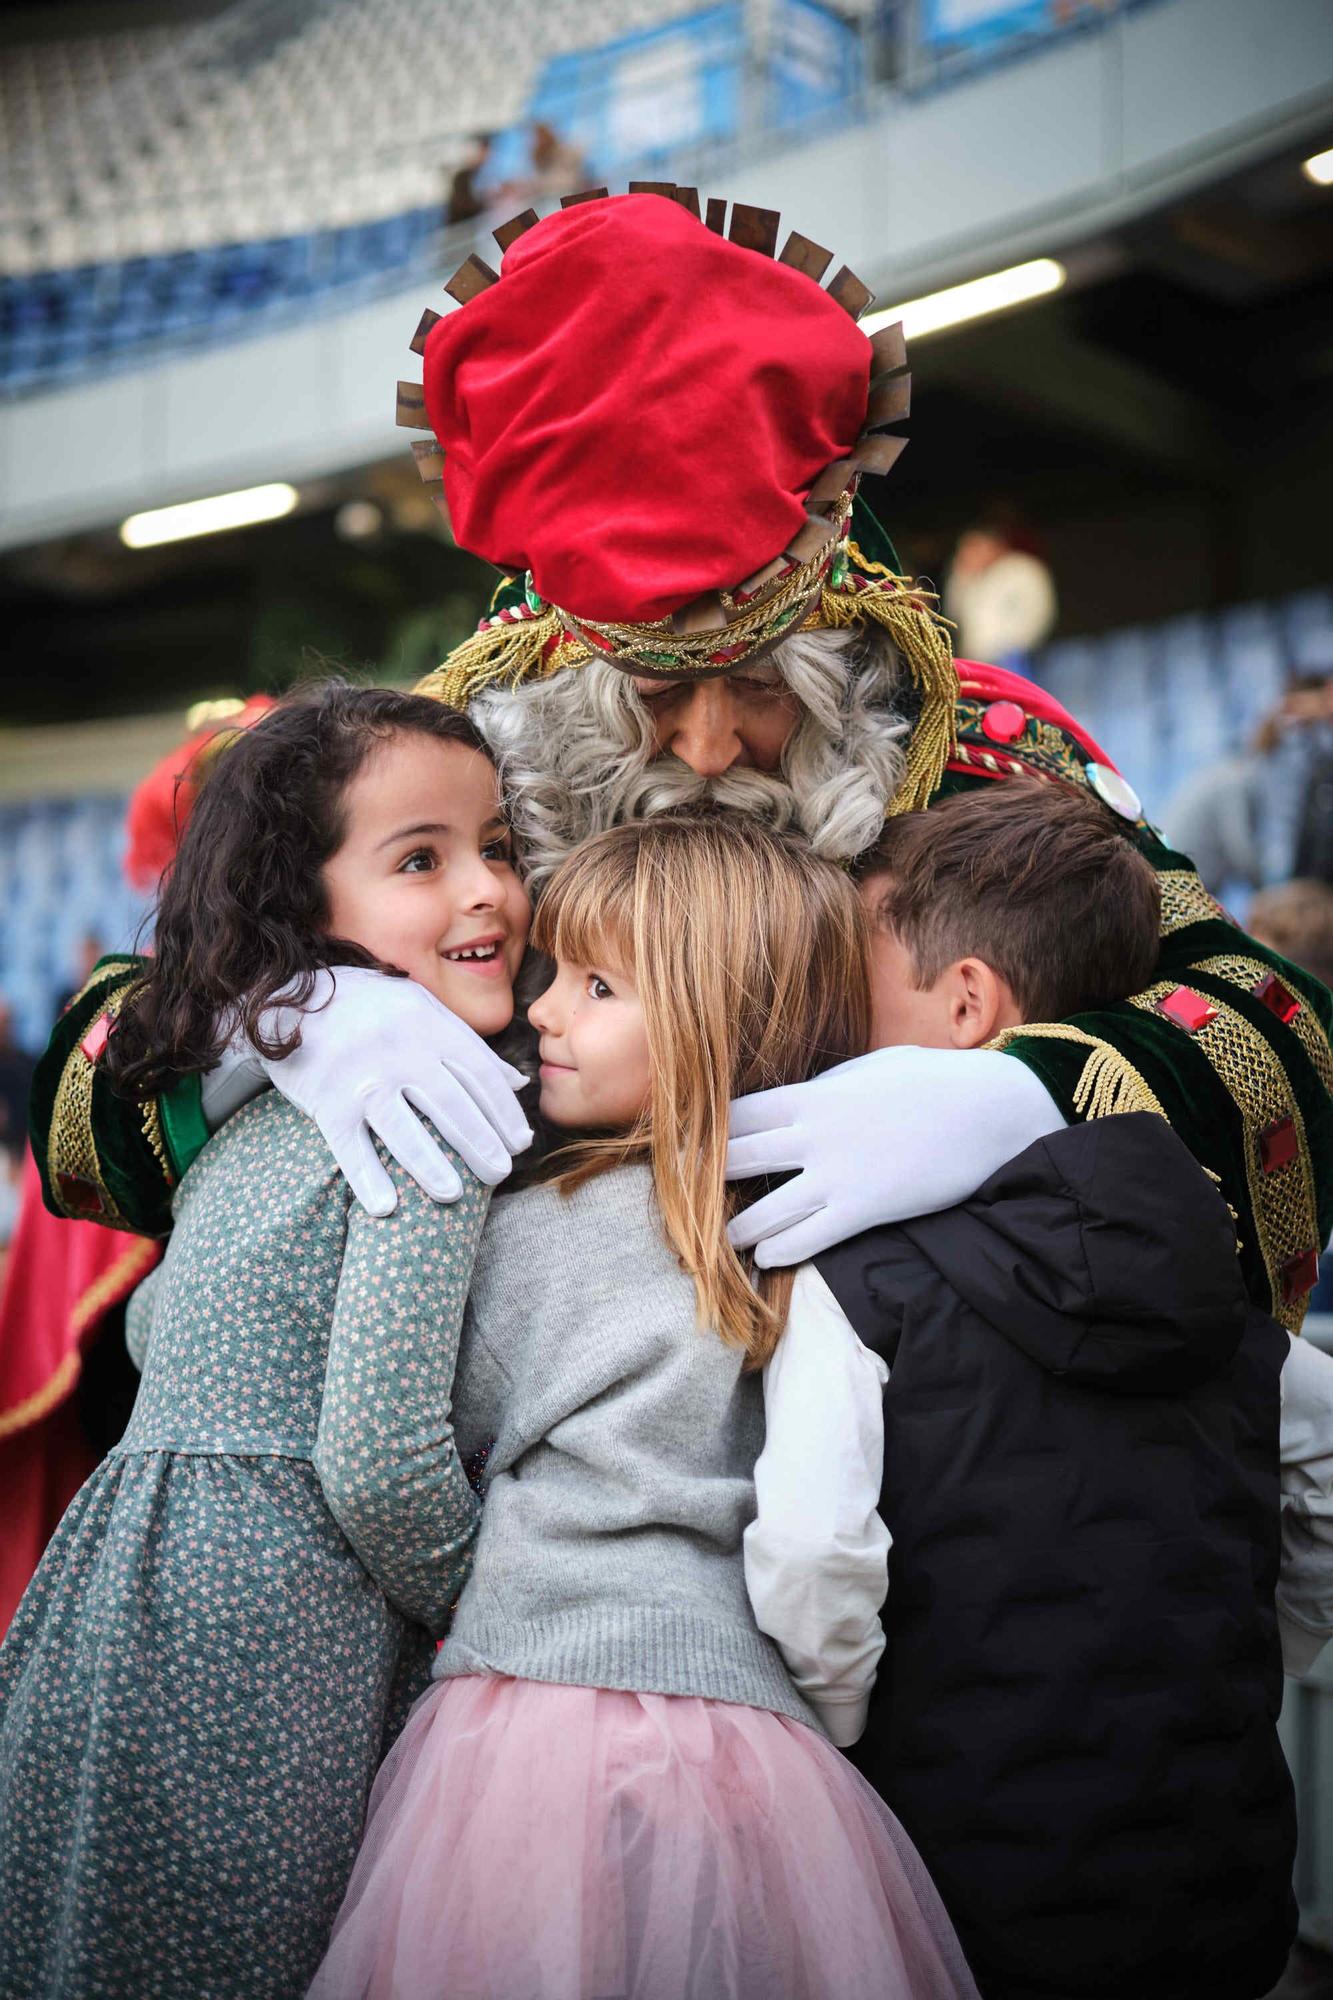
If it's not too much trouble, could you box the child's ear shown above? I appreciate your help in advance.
[946,958,1017,1049]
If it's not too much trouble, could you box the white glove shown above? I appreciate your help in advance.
[726,1046,1066,1268]
[215,967,532,1215]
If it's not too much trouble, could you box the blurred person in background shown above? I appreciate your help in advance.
[445,133,495,229]
[1164,669,1333,900]
[1249,877,1333,991]
[943,507,1057,669]
[56,933,105,1019]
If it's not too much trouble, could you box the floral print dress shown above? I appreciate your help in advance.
[0,1091,487,2000]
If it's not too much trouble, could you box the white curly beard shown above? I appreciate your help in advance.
[470,624,911,891]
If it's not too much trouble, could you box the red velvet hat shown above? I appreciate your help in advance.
[422,193,872,624]
[396,184,957,812]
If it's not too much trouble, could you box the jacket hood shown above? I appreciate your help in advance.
[898,1114,1250,1395]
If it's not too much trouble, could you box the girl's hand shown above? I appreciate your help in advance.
[724,1046,1065,1267]
[250,967,532,1214]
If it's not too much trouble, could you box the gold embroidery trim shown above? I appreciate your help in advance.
[46,970,139,1232]
[1194,953,1333,1099]
[1129,977,1317,1333]
[1157,869,1230,937]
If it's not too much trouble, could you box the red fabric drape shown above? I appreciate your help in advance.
[0,1149,159,1635]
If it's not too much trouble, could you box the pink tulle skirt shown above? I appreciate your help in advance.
[308,1675,979,2000]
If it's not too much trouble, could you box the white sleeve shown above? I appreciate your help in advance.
[743,1262,890,1747]
[1277,1331,1333,1675]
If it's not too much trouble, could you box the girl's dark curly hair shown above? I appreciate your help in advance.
[106,680,489,1101]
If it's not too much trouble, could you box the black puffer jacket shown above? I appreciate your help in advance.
[816,1113,1295,2000]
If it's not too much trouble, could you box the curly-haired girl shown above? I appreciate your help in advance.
[0,682,530,2000]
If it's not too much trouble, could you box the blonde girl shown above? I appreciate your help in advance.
[310,811,978,2000]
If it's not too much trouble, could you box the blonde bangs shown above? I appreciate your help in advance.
[530,834,637,974]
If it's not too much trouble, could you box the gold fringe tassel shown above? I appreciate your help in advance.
[989,1022,1169,1122]
[816,575,959,816]
[415,607,586,711]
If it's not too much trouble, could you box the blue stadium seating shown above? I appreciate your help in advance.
[0,207,446,395]
[0,797,152,1055]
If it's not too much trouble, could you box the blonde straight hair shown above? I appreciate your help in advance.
[531,811,871,1367]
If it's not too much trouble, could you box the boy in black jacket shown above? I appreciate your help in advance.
[745,783,1333,2000]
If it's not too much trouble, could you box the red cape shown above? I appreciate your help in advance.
[0,1149,159,1635]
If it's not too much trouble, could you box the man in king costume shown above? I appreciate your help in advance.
[32,189,1333,1356]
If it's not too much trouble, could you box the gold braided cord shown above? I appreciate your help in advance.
[1157,869,1231,937]
[819,578,959,817]
[1128,978,1317,1333]
[988,1022,1169,1121]
[569,534,845,675]
[46,969,138,1232]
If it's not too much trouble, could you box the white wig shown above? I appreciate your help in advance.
[470,623,910,889]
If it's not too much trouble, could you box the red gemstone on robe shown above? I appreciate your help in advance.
[981,700,1026,745]
[1252,972,1301,1025]
[79,1012,112,1064]
[1155,986,1218,1034]
[1281,1247,1320,1304]
[1258,1116,1299,1174]
[57,1172,105,1217]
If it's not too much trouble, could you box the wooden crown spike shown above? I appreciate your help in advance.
[673,186,702,219]
[778,231,834,283]
[869,321,906,375]
[733,553,791,601]
[826,265,875,320]
[671,595,729,635]
[704,197,727,235]
[866,372,911,429]
[395,380,430,429]
[493,209,539,253]
[444,254,499,307]
[627,180,677,198]
[806,459,857,506]
[785,516,838,565]
[409,306,442,357]
[851,433,908,477]
[728,204,781,257]
[560,186,609,207]
[411,438,445,483]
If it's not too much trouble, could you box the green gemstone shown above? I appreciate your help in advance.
[642,650,683,668]
[524,574,543,614]
[830,552,848,589]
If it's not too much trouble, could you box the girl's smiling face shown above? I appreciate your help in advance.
[526,953,652,1130]
[321,731,530,1037]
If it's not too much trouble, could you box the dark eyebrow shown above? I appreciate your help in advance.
[376,820,451,851]
[376,816,510,852]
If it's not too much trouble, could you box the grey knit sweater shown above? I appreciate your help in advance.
[435,1163,817,1730]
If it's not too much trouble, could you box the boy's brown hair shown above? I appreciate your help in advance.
[858,780,1161,1023]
